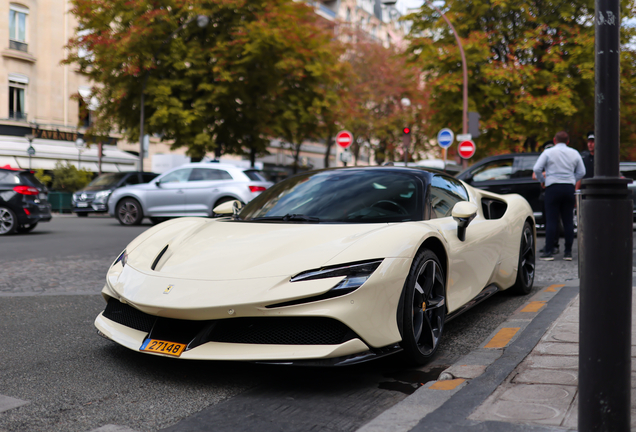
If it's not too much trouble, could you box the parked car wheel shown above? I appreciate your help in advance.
[17,223,38,233]
[0,206,18,235]
[399,249,447,365]
[116,198,144,226]
[510,221,535,295]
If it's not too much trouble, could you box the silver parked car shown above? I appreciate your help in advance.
[107,162,273,225]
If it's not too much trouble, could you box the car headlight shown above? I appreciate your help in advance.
[114,250,127,267]
[94,190,113,204]
[291,259,383,291]
[267,260,384,309]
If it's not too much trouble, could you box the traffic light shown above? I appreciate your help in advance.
[403,127,411,135]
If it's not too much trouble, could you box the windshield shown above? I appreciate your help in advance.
[86,173,127,188]
[239,169,423,223]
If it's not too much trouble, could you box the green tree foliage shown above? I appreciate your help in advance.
[407,0,636,158]
[34,169,52,188]
[65,0,344,164]
[51,162,93,192]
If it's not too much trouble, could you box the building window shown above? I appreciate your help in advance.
[9,4,29,52]
[8,74,28,121]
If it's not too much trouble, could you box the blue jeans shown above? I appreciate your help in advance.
[544,183,575,254]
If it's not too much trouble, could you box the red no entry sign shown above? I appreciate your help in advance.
[336,130,354,149]
[458,140,476,159]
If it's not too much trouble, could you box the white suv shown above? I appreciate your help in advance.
[107,162,273,225]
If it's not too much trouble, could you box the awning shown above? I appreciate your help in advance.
[0,135,137,172]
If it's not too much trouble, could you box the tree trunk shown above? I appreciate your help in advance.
[250,147,256,167]
[324,134,333,168]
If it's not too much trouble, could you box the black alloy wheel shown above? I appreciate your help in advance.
[0,206,17,235]
[116,198,144,226]
[510,221,535,295]
[17,223,38,233]
[400,249,447,365]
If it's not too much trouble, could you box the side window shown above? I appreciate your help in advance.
[512,156,539,179]
[430,175,469,219]
[142,173,158,183]
[188,168,232,181]
[0,171,19,184]
[472,159,514,182]
[160,168,191,183]
[123,174,141,186]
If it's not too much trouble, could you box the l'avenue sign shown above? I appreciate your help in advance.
[0,124,118,145]
[31,128,80,142]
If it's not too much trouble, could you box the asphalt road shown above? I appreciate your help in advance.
[0,214,602,432]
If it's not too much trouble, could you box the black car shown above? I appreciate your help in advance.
[72,171,158,216]
[0,167,52,235]
[456,153,544,224]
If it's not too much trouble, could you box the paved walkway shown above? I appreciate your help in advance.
[358,281,636,432]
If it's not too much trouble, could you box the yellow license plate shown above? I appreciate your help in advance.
[140,339,186,357]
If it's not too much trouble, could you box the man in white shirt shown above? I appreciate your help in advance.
[533,131,586,261]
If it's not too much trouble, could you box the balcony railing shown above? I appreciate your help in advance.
[9,111,27,121]
[9,40,28,52]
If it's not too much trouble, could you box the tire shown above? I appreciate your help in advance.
[76,212,89,217]
[399,249,447,365]
[510,221,535,295]
[0,207,18,235]
[17,223,38,233]
[116,198,144,226]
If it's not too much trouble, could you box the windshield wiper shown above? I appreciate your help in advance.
[251,214,321,222]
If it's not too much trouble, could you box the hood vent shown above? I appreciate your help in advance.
[151,244,170,271]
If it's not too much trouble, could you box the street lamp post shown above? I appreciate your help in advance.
[75,137,85,169]
[400,97,411,165]
[138,14,210,171]
[25,134,34,169]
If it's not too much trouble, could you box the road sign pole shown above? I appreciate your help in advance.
[579,0,632,429]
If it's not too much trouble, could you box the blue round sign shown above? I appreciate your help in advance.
[437,128,454,149]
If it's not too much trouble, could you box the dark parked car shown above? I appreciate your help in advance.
[457,153,636,227]
[456,153,544,224]
[0,167,52,235]
[72,171,158,216]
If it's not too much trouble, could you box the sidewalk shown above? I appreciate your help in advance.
[358,280,636,432]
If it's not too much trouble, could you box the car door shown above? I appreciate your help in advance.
[144,168,191,215]
[181,168,232,216]
[427,175,503,311]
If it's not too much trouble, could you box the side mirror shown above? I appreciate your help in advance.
[452,201,478,241]
[154,179,162,187]
[213,200,243,216]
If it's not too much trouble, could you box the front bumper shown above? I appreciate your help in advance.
[96,257,411,361]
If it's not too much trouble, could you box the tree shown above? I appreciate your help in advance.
[407,0,636,158]
[51,162,93,192]
[65,0,344,164]
[339,29,432,165]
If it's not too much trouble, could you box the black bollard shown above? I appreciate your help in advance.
[578,0,633,430]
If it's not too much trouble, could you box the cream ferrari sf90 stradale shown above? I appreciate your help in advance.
[95,167,535,365]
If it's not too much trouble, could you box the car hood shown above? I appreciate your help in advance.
[124,218,425,281]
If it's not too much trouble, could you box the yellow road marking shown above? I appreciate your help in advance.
[484,327,520,348]
[544,284,565,292]
[430,379,465,390]
[520,301,546,313]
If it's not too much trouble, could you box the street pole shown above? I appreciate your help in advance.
[578,0,632,430]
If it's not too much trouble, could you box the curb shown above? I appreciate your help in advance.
[357,281,580,432]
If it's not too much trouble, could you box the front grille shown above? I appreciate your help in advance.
[210,317,355,345]
[103,298,156,332]
[101,298,358,346]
